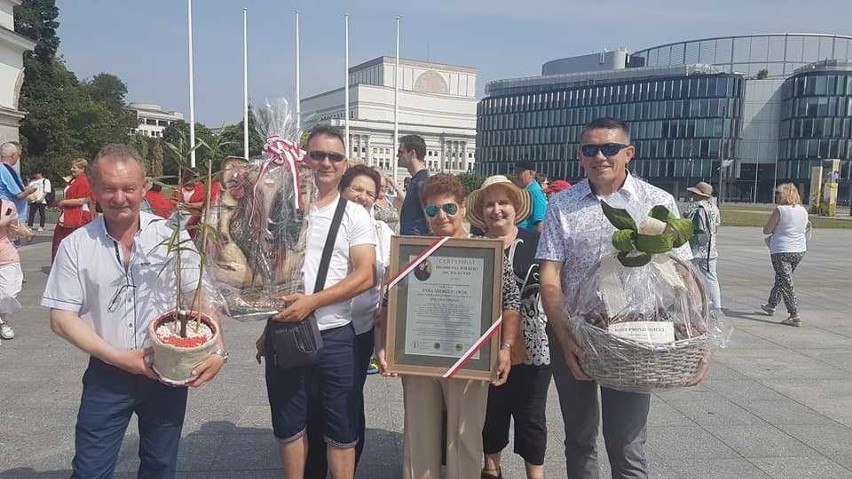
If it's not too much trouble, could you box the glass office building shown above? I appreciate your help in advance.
[478,34,852,202]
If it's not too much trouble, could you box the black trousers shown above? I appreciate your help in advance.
[27,202,46,228]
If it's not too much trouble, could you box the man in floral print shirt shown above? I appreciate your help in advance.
[536,118,691,479]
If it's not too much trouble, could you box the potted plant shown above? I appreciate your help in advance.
[148,133,231,384]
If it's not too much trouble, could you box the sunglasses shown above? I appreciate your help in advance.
[580,143,629,158]
[306,150,346,163]
[424,203,459,218]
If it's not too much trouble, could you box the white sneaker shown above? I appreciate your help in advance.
[0,322,14,340]
[37,227,44,232]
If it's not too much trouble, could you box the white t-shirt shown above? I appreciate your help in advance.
[304,195,376,331]
[27,178,51,204]
[770,205,808,254]
[351,219,393,335]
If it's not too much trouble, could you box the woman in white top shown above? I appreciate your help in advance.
[304,164,392,478]
[761,183,809,326]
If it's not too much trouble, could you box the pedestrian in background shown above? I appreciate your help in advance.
[762,183,809,327]
[0,200,22,343]
[26,171,51,231]
[52,158,93,261]
[685,181,722,312]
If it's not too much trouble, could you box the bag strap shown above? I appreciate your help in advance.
[2,164,23,190]
[314,198,348,292]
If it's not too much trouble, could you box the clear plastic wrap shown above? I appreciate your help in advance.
[208,99,315,321]
[564,201,731,393]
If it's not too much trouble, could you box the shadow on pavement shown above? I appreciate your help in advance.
[723,308,780,325]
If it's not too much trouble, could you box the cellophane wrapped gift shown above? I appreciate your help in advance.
[209,99,316,321]
[564,201,730,393]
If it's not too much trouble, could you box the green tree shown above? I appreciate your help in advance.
[456,172,487,196]
[162,120,213,178]
[14,0,59,62]
[756,69,769,80]
[150,138,164,178]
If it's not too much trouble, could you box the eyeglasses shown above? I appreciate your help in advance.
[306,150,346,163]
[108,281,137,313]
[580,143,630,158]
[424,203,459,218]
[346,185,376,200]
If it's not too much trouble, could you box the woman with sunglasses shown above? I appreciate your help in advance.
[375,173,521,479]
[466,175,551,479]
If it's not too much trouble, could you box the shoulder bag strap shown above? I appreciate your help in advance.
[2,164,23,190]
[314,198,348,292]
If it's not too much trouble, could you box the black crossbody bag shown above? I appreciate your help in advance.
[265,198,347,370]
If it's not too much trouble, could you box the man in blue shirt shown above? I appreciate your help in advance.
[0,142,36,219]
[514,160,547,232]
[397,135,430,236]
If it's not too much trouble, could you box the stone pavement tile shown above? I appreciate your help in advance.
[749,457,852,478]
[647,398,694,426]
[701,424,821,458]
[797,348,852,373]
[760,380,852,426]
[715,348,846,380]
[719,327,781,351]
[209,432,281,471]
[734,323,852,349]
[659,393,766,427]
[705,378,788,402]
[664,458,772,478]
[737,399,838,426]
[777,424,852,468]
[646,426,740,460]
[704,362,749,380]
[359,428,404,478]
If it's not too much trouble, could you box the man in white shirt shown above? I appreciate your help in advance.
[26,171,51,231]
[537,118,693,479]
[265,125,377,479]
[42,144,226,478]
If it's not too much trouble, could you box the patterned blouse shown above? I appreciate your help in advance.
[505,228,550,366]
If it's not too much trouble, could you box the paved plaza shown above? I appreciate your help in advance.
[1,226,851,478]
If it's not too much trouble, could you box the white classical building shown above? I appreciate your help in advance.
[0,0,35,144]
[129,102,184,138]
[301,56,477,178]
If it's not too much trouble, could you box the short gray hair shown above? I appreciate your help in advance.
[91,143,146,183]
[0,142,20,159]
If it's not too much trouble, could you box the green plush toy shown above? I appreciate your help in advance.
[601,201,693,267]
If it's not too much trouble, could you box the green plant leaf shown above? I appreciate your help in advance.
[617,251,652,267]
[635,233,674,254]
[601,201,637,231]
[667,218,693,248]
[648,205,676,222]
[611,229,636,252]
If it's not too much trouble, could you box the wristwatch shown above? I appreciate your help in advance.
[500,341,514,351]
[213,349,229,363]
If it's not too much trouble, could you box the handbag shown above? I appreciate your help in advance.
[265,198,348,370]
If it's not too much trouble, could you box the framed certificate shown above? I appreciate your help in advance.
[385,236,504,381]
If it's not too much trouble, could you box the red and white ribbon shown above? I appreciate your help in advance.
[384,236,451,290]
[442,316,503,378]
[261,136,305,209]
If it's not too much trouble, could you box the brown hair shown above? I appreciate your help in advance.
[71,158,89,171]
[775,183,802,206]
[91,144,146,183]
[340,164,381,195]
[420,173,464,205]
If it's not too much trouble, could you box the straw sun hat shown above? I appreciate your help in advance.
[465,175,531,230]
[687,181,713,198]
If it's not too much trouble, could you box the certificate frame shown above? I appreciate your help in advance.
[385,236,503,381]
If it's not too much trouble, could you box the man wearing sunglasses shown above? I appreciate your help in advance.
[537,118,692,479]
[514,160,548,232]
[397,134,430,236]
[266,125,376,479]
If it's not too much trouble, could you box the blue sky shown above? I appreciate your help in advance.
[57,0,852,127]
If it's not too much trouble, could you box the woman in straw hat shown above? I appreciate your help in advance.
[375,173,521,479]
[685,181,722,312]
[466,175,551,479]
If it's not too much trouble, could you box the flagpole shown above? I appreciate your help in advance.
[344,14,350,158]
[242,7,249,159]
[295,11,301,133]
[393,16,400,184]
[187,0,197,168]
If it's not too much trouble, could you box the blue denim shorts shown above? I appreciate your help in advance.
[265,322,358,447]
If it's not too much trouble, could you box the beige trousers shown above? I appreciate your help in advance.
[402,375,489,479]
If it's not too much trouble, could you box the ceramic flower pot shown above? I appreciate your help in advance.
[149,310,219,384]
